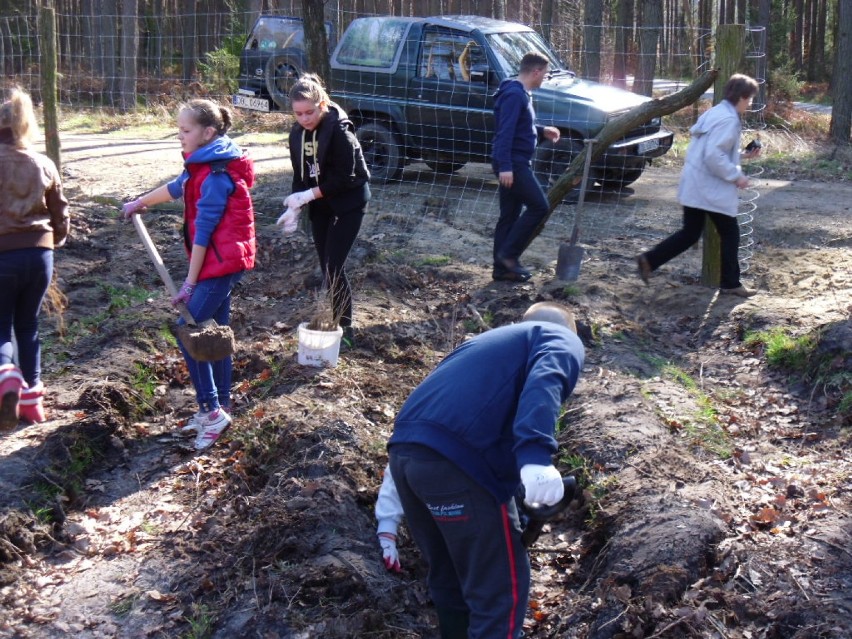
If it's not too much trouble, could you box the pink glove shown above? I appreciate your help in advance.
[122,198,147,220]
[284,189,316,210]
[276,207,301,234]
[171,280,195,306]
[378,534,401,572]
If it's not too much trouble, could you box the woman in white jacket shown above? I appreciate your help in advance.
[637,74,761,297]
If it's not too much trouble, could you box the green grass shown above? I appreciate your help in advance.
[744,327,816,372]
[103,283,152,311]
[183,602,215,639]
[639,355,732,458]
[418,255,452,267]
[561,284,581,297]
[108,593,137,617]
[131,362,159,399]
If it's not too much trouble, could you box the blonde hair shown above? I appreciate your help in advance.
[522,302,577,333]
[289,73,330,105]
[179,99,232,136]
[0,87,39,148]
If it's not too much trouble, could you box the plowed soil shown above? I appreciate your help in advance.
[0,125,849,639]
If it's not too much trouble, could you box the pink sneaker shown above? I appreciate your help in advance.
[19,381,46,424]
[193,409,232,451]
[0,365,24,431]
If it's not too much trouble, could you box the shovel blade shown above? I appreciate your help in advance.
[556,243,584,281]
[173,321,236,362]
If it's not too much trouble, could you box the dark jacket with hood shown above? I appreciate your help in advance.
[0,127,70,252]
[166,135,256,281]
[288,102,370,215]
[388,321,585,503]
[491,78,546,173]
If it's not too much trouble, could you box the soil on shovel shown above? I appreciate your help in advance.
[0,129,849,639]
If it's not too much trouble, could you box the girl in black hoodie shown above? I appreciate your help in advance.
[279,74,370,348]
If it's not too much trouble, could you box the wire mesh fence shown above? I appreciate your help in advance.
[1,3,767,281]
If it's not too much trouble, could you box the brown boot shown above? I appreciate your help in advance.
[19,382,46,424]
[636,254,652,285]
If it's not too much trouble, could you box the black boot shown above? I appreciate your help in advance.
[436,607,470,639]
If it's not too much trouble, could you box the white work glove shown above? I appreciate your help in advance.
[378,534,401,572]
[276,207,301,234]
[284,189,316,210]
[520,464,564,507]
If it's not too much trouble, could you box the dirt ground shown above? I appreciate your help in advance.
[0,123,850,639]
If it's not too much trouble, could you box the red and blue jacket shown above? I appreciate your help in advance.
[167,136,256,280]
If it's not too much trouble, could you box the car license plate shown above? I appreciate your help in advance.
[233,94,270,112]
[637,139,659,154]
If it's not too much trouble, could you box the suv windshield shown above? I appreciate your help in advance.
[246,17,304,50]
[486,30,566,77]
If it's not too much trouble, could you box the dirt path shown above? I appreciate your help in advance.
[0,129,849,638]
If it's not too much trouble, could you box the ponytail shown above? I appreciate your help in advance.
[0,87,39,148]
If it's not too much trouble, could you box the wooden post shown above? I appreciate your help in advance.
[702,23,744,287]
[39,4,61,171]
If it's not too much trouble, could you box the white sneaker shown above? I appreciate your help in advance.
[193,409,232,451]
[179,411,205,434]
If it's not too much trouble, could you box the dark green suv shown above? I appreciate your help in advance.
[329,15,673,187]
[233,16,336,112]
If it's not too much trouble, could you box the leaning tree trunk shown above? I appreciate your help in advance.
[100,0,118,105]
[613,0,632,89]
[521,68,720,251]
[701,24,744,288]
[582,0,603,82]
[634,0,662,96]
[118,0,138,113]
[302,0,330,88]
[181,0,197,82]
[829,0,852,143]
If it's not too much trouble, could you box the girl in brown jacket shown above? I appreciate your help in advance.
[0,88,69,429]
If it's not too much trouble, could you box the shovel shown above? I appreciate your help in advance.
[556,139,595,281]
[132,214,236,362]
[517,476,580,548]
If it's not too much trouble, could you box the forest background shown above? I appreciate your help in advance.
[0,0,849,145]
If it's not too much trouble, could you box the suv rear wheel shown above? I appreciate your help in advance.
[265,53,303,109]
[356,121,404,182]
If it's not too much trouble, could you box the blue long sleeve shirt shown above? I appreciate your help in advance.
[491,79,544,172]
[388,322,585,503]
[167,136,243,247]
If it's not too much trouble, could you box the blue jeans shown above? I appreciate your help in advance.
[177,271,243,412]
[0,248,53,387]
[493,161,550,265]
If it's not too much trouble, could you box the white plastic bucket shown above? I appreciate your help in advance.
[297,323,343,368]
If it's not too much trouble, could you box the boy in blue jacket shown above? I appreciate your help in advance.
[491,52,560,281]
[388,302,585,639]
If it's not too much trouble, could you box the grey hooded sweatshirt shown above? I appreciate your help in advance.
[677,99,746,217]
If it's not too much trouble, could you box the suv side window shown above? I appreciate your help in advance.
[418,29,485,82]
[336,17,409,68]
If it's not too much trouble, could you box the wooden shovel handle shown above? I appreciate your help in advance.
[131,214,198,326]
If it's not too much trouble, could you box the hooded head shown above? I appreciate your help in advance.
[522,302,576,333]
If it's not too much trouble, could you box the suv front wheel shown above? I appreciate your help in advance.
[356,121,404,182]
[265,53,303,109]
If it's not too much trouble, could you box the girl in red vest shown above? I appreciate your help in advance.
[123,100,255,451]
